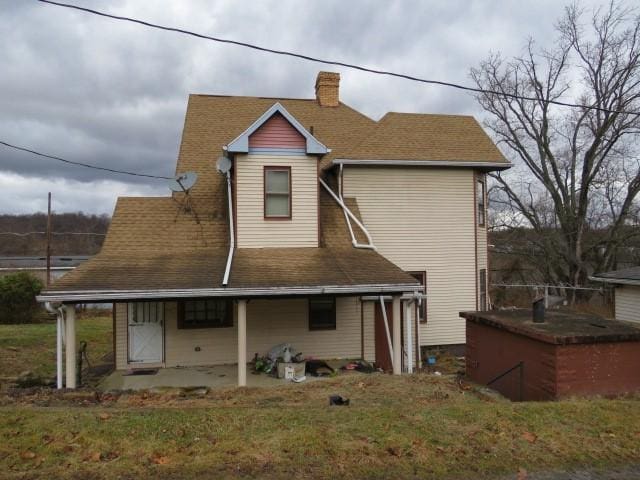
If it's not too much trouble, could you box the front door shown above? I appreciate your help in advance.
[374,301,393,372]
[128,302,164,364]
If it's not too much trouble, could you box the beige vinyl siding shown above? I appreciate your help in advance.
[235,153,318,248]
[362,301,375,362]
[343,167,477,346]
[244,296,371,362]
[114,302,128,370]
[115,297,371,369]
[615,285,640,323]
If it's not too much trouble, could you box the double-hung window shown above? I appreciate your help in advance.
[477,178,486,227]
[309,297,336,330]
[178,300,233,329]
[264,167,291,219]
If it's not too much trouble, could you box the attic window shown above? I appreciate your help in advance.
[264,166,291,219]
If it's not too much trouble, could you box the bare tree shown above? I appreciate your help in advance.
[472,2,640,300]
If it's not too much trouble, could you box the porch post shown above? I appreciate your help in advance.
[56,309,63,389]
[237,299,247,387]
[64,304,76,389]
[392,295,401,375]
[404,300,413,374]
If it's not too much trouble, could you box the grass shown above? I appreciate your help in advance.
[0,311,113,382]
[0,312,639,479]
[0,375,639,479]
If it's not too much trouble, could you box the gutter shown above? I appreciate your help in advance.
[36,283,420,303]
[333,159,512,170]
[589,276,640,287]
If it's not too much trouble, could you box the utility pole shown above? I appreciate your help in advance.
[46,192,52,288]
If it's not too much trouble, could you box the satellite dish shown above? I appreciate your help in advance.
[168,171,198,192]
[216,156,232,175]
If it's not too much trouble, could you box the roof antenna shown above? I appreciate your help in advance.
[169,171,200,223]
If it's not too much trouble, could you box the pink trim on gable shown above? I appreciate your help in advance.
[248,113,306,149]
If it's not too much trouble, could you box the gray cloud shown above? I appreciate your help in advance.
[0,0,605,214]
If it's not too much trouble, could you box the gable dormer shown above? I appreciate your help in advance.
[226,102,327,155]
[228,104,326,248]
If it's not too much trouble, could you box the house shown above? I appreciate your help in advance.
[37,71,511,388]
[0,255,89,282]
[591,266,640,323]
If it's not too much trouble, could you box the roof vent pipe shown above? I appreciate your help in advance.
[532,297,545,323]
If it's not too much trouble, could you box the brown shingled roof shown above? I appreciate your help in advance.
[43,186,418,300]
[49,246,413,295]
[176,96,507,209]
[41,80,507,301]
[345,112,507,163]
[174,96,375,209]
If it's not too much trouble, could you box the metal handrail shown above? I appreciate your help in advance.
[487,361,524,401]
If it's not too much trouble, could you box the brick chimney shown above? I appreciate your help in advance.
[315,71,340,107]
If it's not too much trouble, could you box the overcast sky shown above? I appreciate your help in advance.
[0,0,605,215]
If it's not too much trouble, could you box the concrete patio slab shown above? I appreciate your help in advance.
[98,361,359,391]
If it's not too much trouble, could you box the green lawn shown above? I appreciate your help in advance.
[0,374,639,479]
[0,312,112,382]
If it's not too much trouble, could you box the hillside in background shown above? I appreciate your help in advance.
[0,213,110,256]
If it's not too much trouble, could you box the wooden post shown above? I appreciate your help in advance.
[392,295,401,375]
[64,304,76,389]
[46,192,52,288]
[237,299,247,387]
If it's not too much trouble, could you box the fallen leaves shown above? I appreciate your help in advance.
[20,451,36,460]
[151,454,170,465]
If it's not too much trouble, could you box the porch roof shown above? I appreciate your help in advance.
[37,246,419,303]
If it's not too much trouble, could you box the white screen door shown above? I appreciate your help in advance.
[128,302,164,364]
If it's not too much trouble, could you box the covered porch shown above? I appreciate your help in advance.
[38,245,424,389]
[42,290,424,390]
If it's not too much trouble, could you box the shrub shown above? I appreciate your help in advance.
[0,272,44,324]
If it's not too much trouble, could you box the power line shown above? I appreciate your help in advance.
[38,0,640,117]
[0,140,172,180]
[0,231,106,236]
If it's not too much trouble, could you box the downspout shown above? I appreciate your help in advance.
[45,301,64,389]
[379,295,394,371]
[416,297,422,369]
[222,169,235,286]
[319,177,376,250]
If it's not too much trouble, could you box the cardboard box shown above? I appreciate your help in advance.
[277,361,306,379]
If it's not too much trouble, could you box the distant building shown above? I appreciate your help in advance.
[591,266,640,323]
[0,256,90,282]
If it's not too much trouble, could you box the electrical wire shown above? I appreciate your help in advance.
[38,0,640,117]
[0,140,172,180]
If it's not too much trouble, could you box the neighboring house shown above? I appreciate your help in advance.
[591,266,640,323]
[38,71,510,388]
[0,256,90,282]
